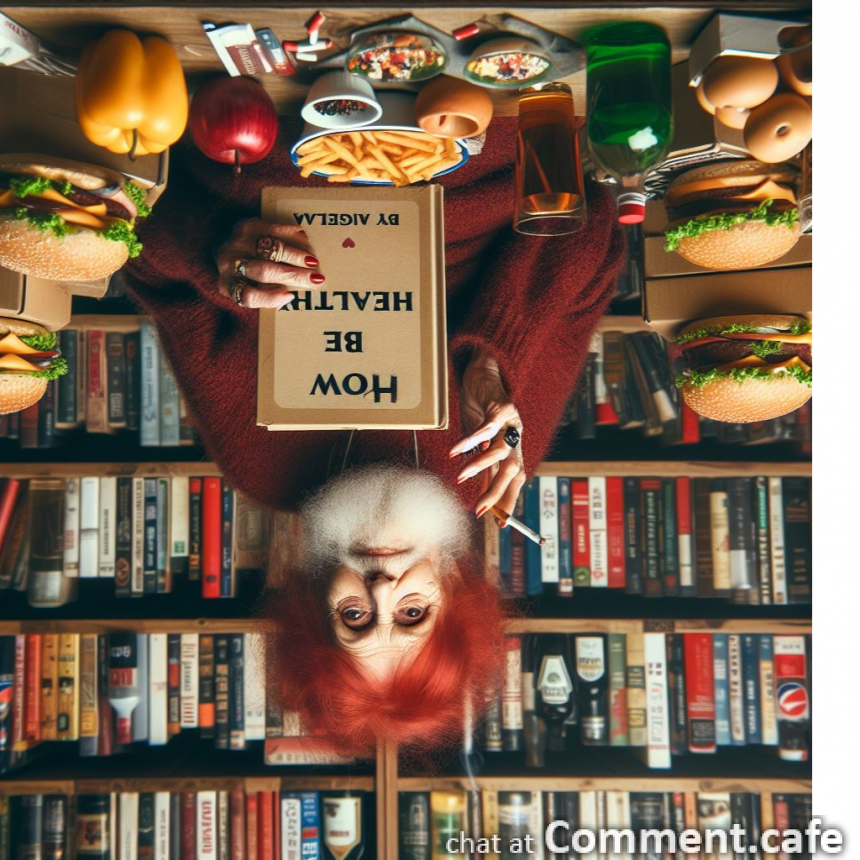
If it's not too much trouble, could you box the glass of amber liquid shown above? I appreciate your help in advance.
[514,82,587,236]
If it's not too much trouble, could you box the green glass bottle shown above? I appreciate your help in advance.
[585,21,673,224]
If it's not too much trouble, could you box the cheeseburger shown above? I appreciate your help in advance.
[674,314,811,423]
[664,161,800,270]
[0,318,68,415]
[0,154,149,281]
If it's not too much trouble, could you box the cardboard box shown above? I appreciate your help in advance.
[643,266,811,342]
[0,66,168,205]
[0,266,108,330]
[688,13,809,86]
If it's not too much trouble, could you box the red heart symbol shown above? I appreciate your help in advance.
[342,237,356,248]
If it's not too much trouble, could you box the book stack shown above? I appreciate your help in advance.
[482,632,811,770]
[563,330,812,450]
[0,321,196,450]
[0,631,352,775]
[0,790,369,860]
[486,475,811,604]
[399,789,813,857]
[0,475,268,606]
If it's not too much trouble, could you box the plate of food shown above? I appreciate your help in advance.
[290,93,469,186]
[346,31,448,83]
[464,37,553,88]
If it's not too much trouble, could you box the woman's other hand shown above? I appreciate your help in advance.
[450,348,526,520]
[215,218,325,309]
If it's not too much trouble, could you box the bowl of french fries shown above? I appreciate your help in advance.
[291,92,468,186]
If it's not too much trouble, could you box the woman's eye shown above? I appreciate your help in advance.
[405,607,423,619]
[396,605,427,625]
[344,608,365,621]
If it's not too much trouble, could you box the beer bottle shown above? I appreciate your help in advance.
[534,634,576,752]
[574,635,609,745]
[322,793,364,860]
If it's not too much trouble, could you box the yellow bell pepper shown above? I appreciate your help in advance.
[76,30,189,156]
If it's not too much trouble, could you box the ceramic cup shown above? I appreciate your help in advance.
[414,75,494,139]
[300,71,383,130]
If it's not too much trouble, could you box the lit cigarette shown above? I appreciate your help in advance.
[490,505,546,546]
[306,11,326,45]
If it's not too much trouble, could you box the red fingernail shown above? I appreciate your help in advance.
[310,273,325,284]
[476,505,487,517]
[457,475,468,485]
[305,255,319,267]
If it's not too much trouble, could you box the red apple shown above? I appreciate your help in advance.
[190,76,278,174]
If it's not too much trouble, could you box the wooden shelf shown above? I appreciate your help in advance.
[536,461,812,478]
[506,618,811,635]
[0,618,263,635]
[397,776,811,793]
[0,463,222,480]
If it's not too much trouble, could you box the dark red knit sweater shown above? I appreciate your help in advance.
[124,117,624,511]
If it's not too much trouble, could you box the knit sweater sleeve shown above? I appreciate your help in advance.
[449,185,625,474]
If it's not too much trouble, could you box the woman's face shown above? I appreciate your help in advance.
[327,549,445,681]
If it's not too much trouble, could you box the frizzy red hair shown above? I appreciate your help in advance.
[264,555,506,758]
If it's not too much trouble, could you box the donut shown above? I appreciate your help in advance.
[778,47,812,96]
[744,93,812,163]
[695,82,716,115]
[702,56,779,109]
[716,105,751,130]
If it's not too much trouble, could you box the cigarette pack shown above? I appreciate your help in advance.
[257,185,448,430]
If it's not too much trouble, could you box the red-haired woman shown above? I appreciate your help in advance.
[123,117,624,757]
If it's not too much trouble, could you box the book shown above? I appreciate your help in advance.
[676,477,695,596]
[660,478,679,596]
[115,477,133,598]
[98,476,117,577]
[135,636,152,740]
[40,633,59,742]
[625,631,647,748]
[571,479,590,588]
[556,478,573,597]
[86,330,111,434]
[607,633,628,747]
[640,478,661,597]
[142,478,158,594]
[538,476,560,585]
[159,350,181,447]
[202,478,223,599]
[642,633,671,769]
[243,633,266,742]
[140,321,161,446]
[170,477,190,575]
[196,793,217,860]
[758,635,778,746]
[666,633,687,757]
[167,634,181,737]
[79,632,99,755]
[106,331,127,428]
[709,479,731,598]
[180,634,200,729]
[768,478,788,605]
[149,633,169,746]
[742,635,762,745]
[692,479,713,598]
[139,794,156,860]
[782,478,811,604]
[684,633,716,754]
[258,186,447,430]
[606,477,625,589]
[198,635,216,740]
[228,635,246,751]
[79,476,100,579]
[57,633,80,741]
[713,634,731,747]
[727,634,746,746]
[754,477,772,606]
[214,635,230,751]
[188,478,203,582]
[727,478,756,600]
[623,478,642,595]
[156,479,170,593]
[132,478,145,596]
[221,484,235,598]
[27,478,74,608]
[587,477,608,587]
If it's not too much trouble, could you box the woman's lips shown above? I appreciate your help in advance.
[353,546,410,557]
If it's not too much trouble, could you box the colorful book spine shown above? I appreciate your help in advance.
[660,479,679,596]
[713,634,731,747]
[572,479,590,588]
[557,478,573,597]
[642,633,671,769]
[684,633,716,754]
[608,633,628,747]
[202,478,223,599]
[676,477,695,596]
[742,635,762,745]
[538,476,560,585]
[606,477,625,589]
[587,477,608,587]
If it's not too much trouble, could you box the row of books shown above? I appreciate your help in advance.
[481,632,811,770]
[0,476,267,606]
[0,631,350,775]
[0,322,196,449]
[0,791,368,860]
[487,476,811,604]
[562,330,812,450]
[400,790,814,860]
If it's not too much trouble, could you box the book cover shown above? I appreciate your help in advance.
[131,478,145,596]
[727,634,746,746]
[214,635,230,751]
[202,478,223,599]
[709,479,732,598]
[39,633,59,743]
[666,633,687,757]
[167,634,181,737]
[188,478,203,582]
[684,633,716,754]
[143,478,158,595]
[229,790,246,860]
[119,793,139,860]
[198,634,216,740]
[221,484,234,598]
[556,478,573,597]
[571,479,590,587]
[538,476,560,585]
[170,476,190,576]
[196,792,217,860]
[156,478,171,593]
[140,321,161,447]
[782,478,811,604]
[229,634,246,750]
[693,478,714,598]
[605,477,625,589]
[659,479,679,596]
[754,477,772,605]
[106,331,127,428]
[154,793,171,860]
[258,186,447,430]
[774,636,809,762]
[78,632,99,755]
[115,477,133,598]
[587,477,608,588]
[181,793,196,860]
[625,632,647,748]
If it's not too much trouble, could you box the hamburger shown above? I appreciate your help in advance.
[664,161,800,270]
[0,317,68,415]
[0,154,149,281]
[674,314,811,423]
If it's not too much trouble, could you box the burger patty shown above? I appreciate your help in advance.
[668,197,796,223]
[686,340,812,369]
[0,172,132,219]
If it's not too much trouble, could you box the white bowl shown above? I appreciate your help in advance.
[300,71,382,130]
[291,92,470,185]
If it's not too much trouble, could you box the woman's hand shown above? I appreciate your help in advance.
[215,218,325,309]
[449,348,526,520]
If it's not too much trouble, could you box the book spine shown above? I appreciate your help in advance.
[159,352,181,447]
[759,635,778,746]
[754,477,772,606]
[156,479,170,593]
[106,331,127,428]
[666,633,687,757]
[684,633,716,754]
[625,632,647,748]
[217,793,228,860]
[676,477,695,596]
[246,795,258,860]
[98,477,117,578]
[221,484,234,598]
[23,633,41,745]
[140,322,161,447]
[202,478,223,599]
[229,634,246,750]
[11,635,25,752]
[180,634,199,729]
[782,478,812,604]
[132,634,149,743]
[170,794,182,860]
[607,633,628,747]
[509,494,526,599]
[557,478,573,597]
[62,479,80,578]
[587,478,608,587]
[643,633,671,769]
[538,476,560,585]
[773,636,810,762]
[229,790,246,860]
[709,479,732,597]
[131,478,145,597]
[148,633,169,746]
[139,794,155,860]
[280,795,301,860]
[502,637,523,752]
[623,478,642,595]
[523,480,542,596]
[727,634,746,746]
[119,793,139,860]
[768,478,788,605]
[181,794,196,860]
[693,478,713,598]
[86,330,109,434]
[196,793,217,860]
[661,479,679,596]
[728,478,756,599]
[79,477,100,579]
[605,477,625,589]
[167,634,181,737]
[170,476,190,576]
[39,633,59,742]
[188,479,203,582]
[742,635,762,745]
[713,634,731,746]
[43,796,67,860]
[640,478,662,597]
[96,635,113,756]
[214,635,230,751]
[154,793,171,860]
[57,633,79,741]
[143,478,158,595]
[79,632,99,754]
[243,633,266,742]
[198,635,216,740]
[572,479,591,588]
[125,331,141,433]
[14,797,43,860]
[56,329,78,428]
[257,793,273,860]
[115,477,133,599]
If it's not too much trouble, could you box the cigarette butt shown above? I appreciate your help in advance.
[306,11,326,35]
[295,52,319,63]
[452,23,481,40]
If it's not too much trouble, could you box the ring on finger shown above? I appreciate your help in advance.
[257,236,289,263]
[503,426,521,448]
[235,259,248,278]
[231,275,254,307]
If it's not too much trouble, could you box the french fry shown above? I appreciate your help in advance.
[376,131,438,153]
[368,144,406,182]
[323,136,361,168]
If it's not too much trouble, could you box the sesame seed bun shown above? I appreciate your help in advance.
[0,373,48,415]
[676,313,807,341]
[680,373,811,423]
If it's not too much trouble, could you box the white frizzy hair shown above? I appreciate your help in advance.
[299,465,472,573]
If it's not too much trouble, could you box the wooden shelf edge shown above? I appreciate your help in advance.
[0,775,374,795]
[0,463,222,479]
[396,776,811,793]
